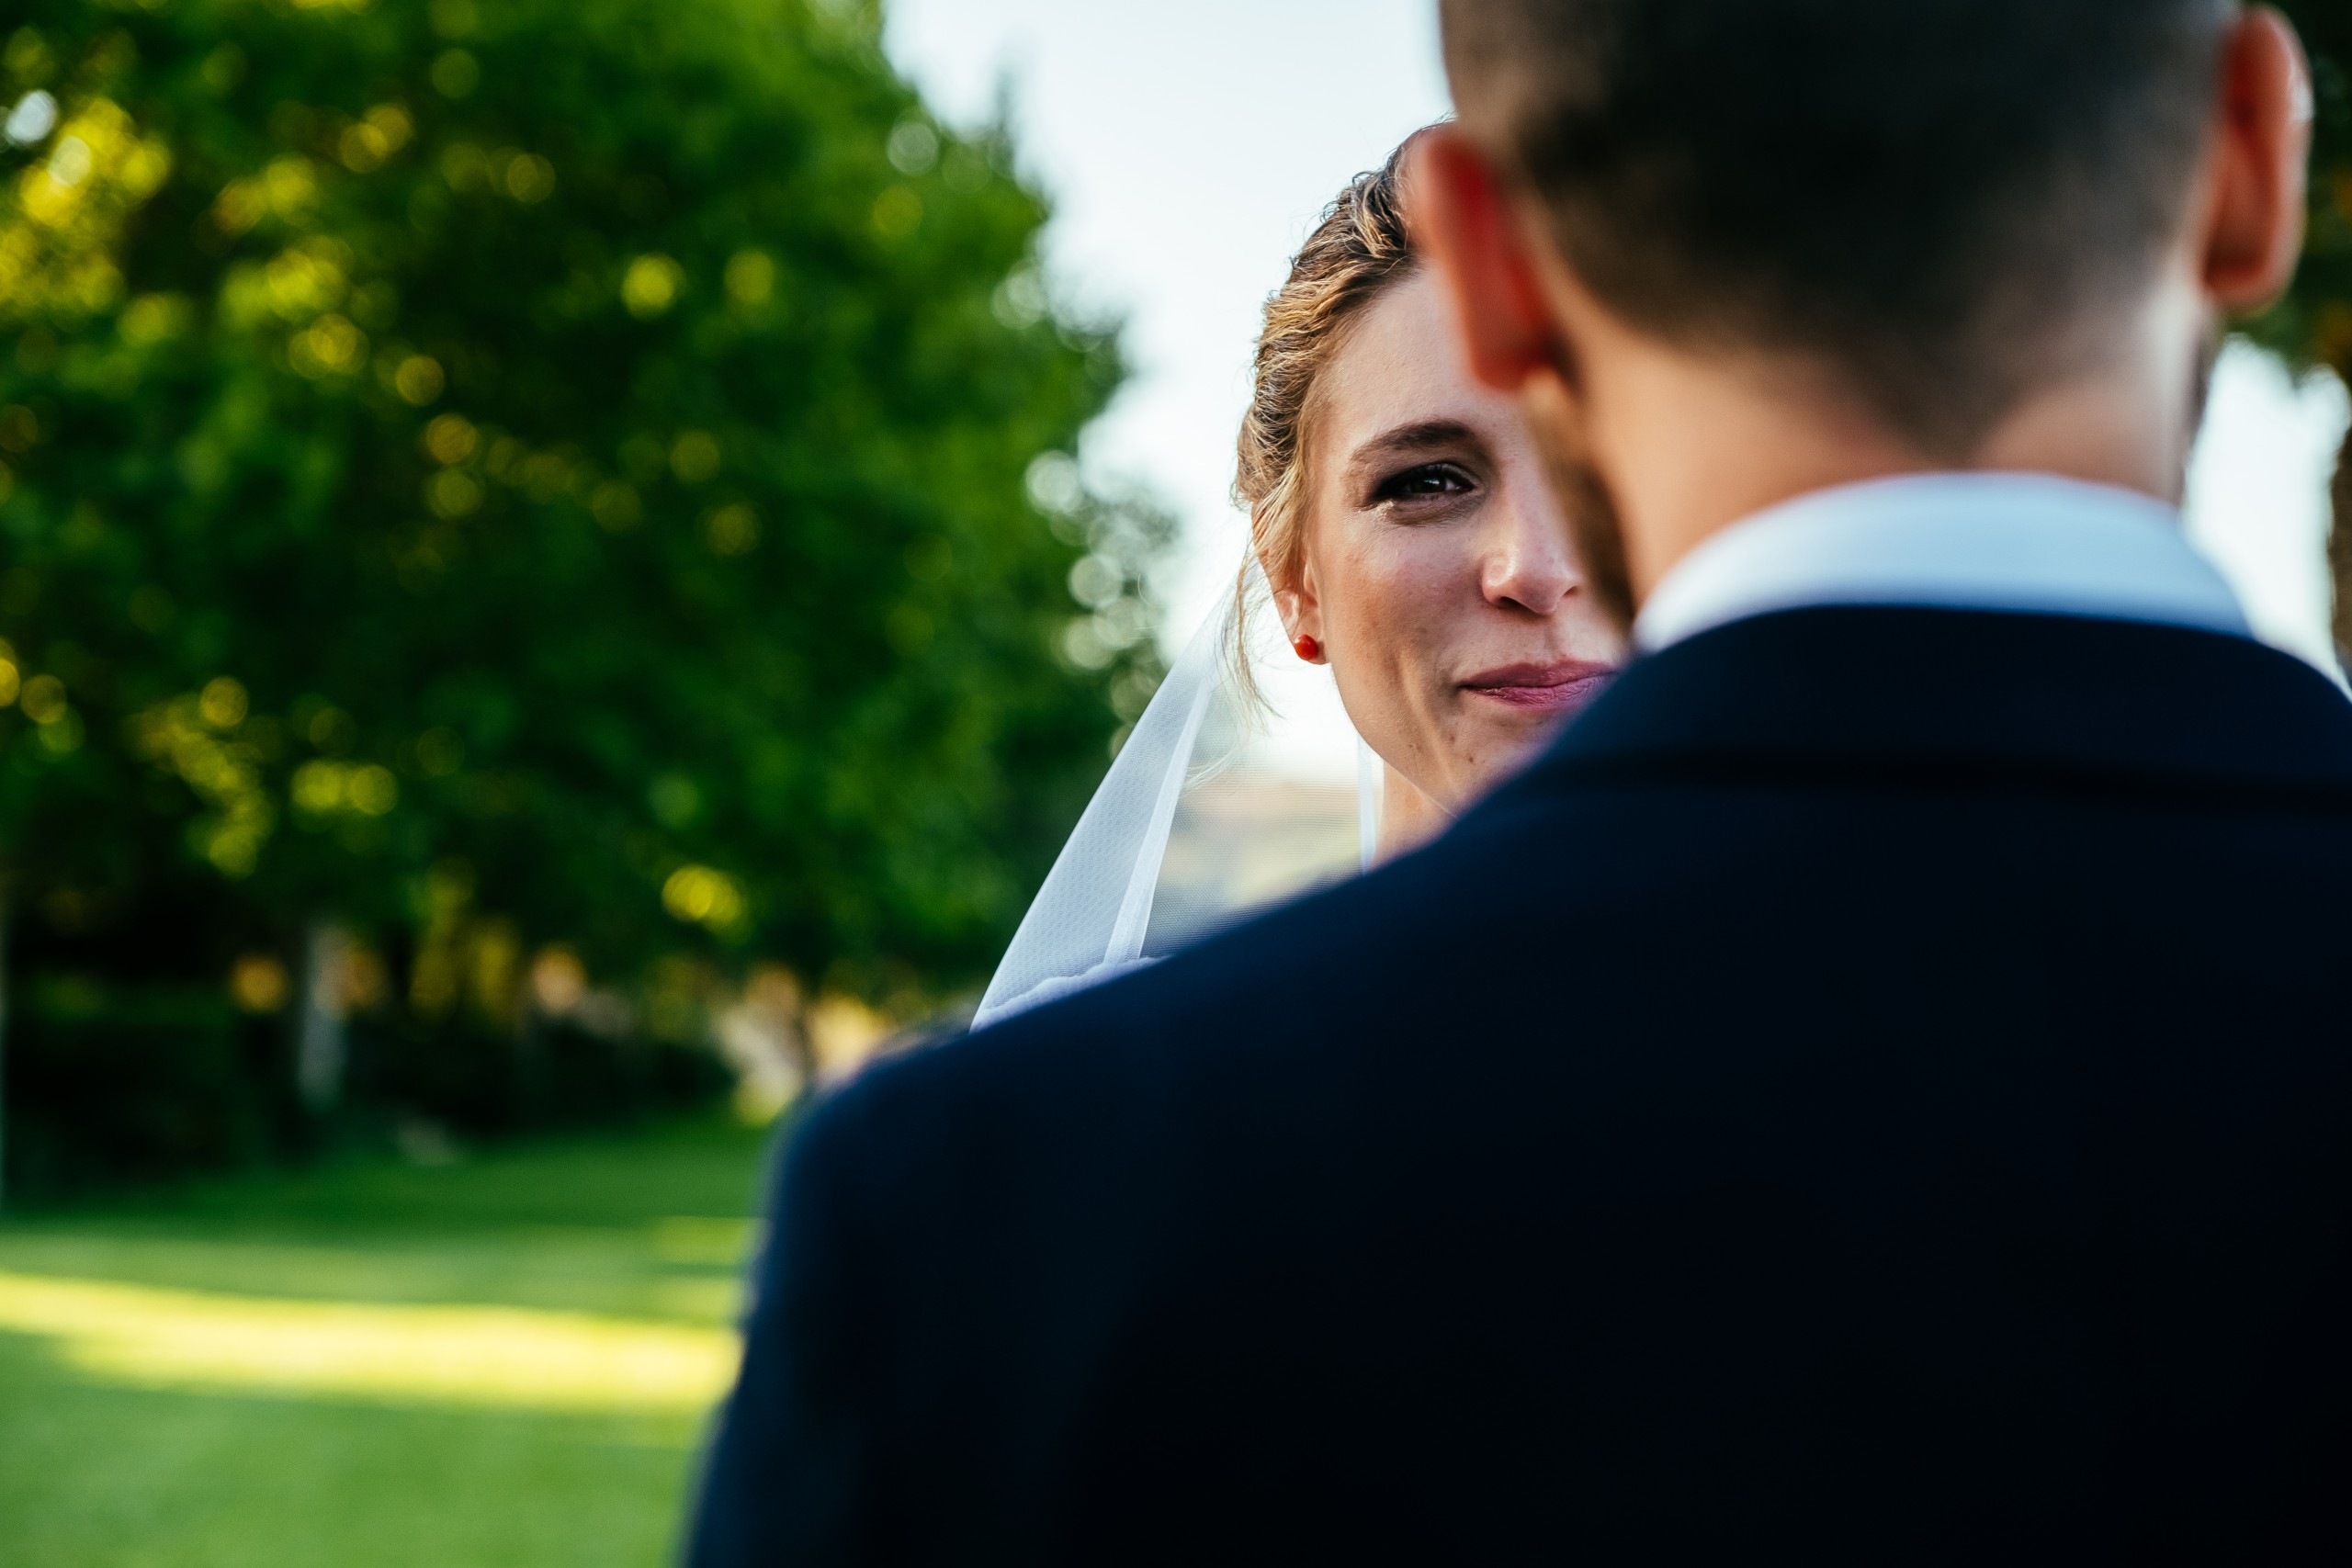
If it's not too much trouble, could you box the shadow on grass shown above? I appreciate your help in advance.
[7,1112,785,1233]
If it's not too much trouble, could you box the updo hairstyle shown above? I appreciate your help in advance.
[1232,134,1425,679]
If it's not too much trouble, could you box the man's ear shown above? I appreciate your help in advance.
[1408,127,1559,394]
[2202,6,2311,311]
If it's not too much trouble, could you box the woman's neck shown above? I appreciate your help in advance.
[1376,762,1453,862]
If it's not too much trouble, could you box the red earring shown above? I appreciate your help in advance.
[1292,634,1321,662]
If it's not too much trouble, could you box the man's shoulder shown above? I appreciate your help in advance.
[1505,604,2352,805]
[800,605,2352,1218]
[806,818,1581,1184]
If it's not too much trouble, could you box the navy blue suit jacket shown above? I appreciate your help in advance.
[688,606,2352,1564]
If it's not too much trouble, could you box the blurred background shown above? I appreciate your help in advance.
[1,1,2348,1562]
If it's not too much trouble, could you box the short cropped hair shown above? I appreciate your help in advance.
[1441,0,2233,453]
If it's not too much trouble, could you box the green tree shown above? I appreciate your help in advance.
[0,0,1165,1174]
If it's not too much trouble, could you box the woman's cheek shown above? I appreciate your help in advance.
[1370,529,1465,659]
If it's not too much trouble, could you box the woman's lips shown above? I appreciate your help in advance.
[1460,660,1615,715]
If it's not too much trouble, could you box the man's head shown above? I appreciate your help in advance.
[1418,1,2312,621]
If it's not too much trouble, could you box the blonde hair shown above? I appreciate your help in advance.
[1232,134,1426,683]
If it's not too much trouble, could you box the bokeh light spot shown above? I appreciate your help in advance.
[119,293,191,345]
[870,186,922,241]
[34,708,84,755]
[425,469,482,519]
[306,705,356,752]
[0,405,40,452]
[367,104,414,148]
[427,47,479,97]
[429,0,479,39]
[46,135,92,188]
[198,677,248,729]
[669,431,720,484]
[414,726,465,776]
[1060,617,1114,671]
[886,118,938,175]
[589,480,642,531]
[503,152,555,203]
[262,156,320,223]
[662,864,746,935]
[704,503,759,556]
[292,759,345,813]
[348,764,399,816]
[290,313,367,378]
[530,945,588,1013]
[4,91,58,148]
[423,412,477,465]
[19,672,67,724]
[198,46,244,94]
[1024,451,1083,515]
[723,249,774,307]
[338,122,392,172]
[230,954,290,1012]
[440,141,492,191]
[392,354,445,404]
[621,254,684,319]
[992,264,1048,329]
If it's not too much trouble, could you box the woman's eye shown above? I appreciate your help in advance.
[1374,463,1475,506]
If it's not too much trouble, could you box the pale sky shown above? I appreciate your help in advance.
[885,2,2349,771]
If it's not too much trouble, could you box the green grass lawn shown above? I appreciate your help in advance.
[0,1116,780,1568]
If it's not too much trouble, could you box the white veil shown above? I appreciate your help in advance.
[975,564,1372,1029]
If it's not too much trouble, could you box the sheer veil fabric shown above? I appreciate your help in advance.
[975,566,1371,1029]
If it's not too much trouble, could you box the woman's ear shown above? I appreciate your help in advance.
[1261,536,1322,654]
[1270,576,1319,649]
[1273,587,1312,638]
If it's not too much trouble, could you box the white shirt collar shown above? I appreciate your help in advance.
[1634,472,2251,653]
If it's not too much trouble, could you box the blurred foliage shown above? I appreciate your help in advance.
[2250,1,2352,650]
[6,980,281,1196]
[0,0,1170,1123]
[7,976,730,1199]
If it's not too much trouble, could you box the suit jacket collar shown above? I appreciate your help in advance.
[1634,473,2250,652]
[1505,607,2352,807]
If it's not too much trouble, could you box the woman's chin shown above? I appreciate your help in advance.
[1449,673,1609,777]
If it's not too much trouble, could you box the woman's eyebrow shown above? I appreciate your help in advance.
[1346,419,1478,476]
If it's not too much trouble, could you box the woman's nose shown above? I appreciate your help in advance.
[1480,497,1578,615]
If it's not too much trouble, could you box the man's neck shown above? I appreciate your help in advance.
[1592,345,1934,602]
[1576,284,2211,606]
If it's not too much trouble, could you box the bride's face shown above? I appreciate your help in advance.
[1274,268,1626,828]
